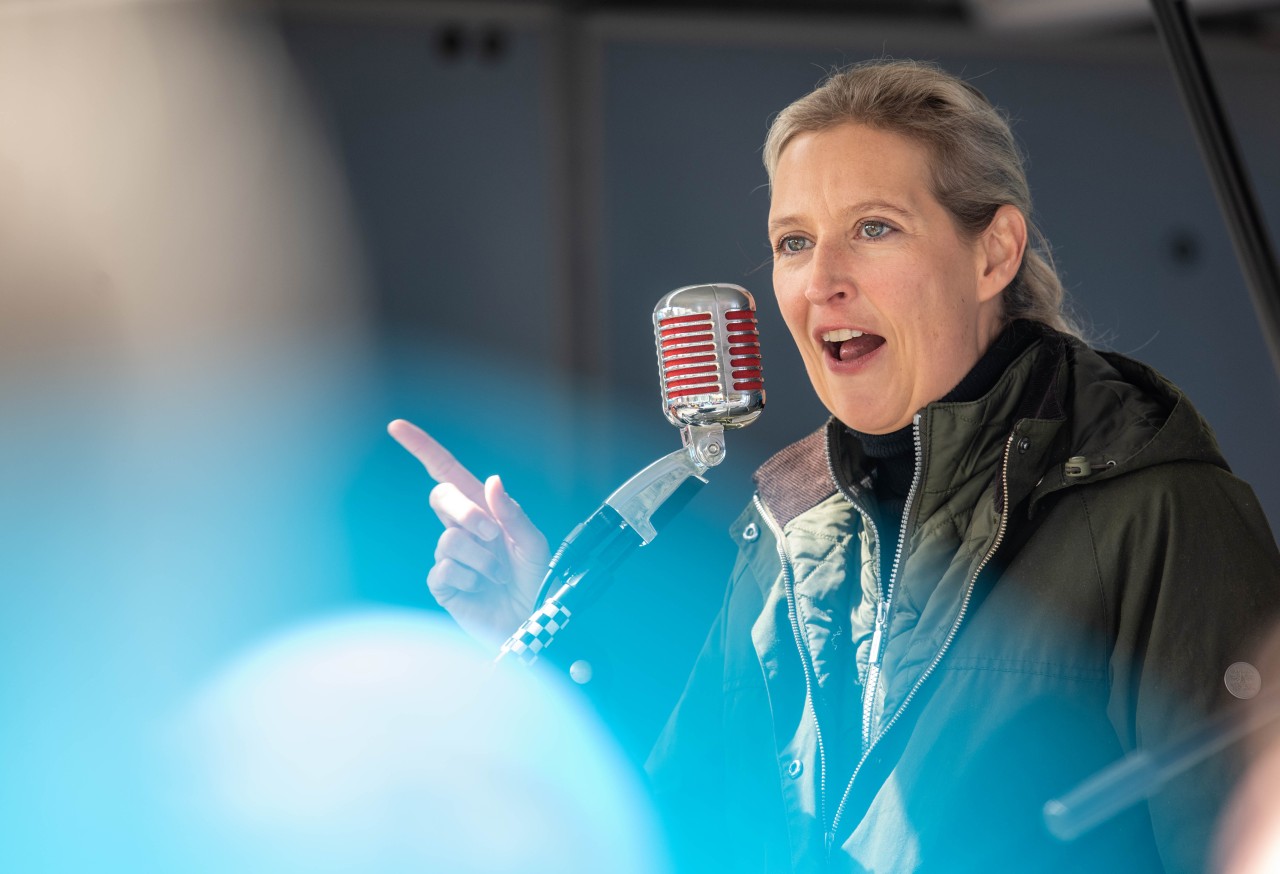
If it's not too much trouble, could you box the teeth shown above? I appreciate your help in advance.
[821,328,864,342]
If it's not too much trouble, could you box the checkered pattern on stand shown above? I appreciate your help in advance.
[498,599,574,666]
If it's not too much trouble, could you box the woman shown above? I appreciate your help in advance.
[391,60,1280,873]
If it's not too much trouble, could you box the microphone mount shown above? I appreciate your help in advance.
[495,424,727,667]
[613,423,724,544]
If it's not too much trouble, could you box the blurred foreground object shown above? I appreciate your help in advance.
[1214,630,1280,874]
[164,610,671,874]
[0,0,367,376]
[0,1,376,868]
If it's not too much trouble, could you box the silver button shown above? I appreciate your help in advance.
[1225,661,1262,699]
[569,660,593,685]
[786,759,803,779]
[743,522,759,542]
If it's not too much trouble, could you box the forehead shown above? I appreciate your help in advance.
[768,123,938,220]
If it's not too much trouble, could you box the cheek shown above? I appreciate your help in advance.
[894,260,972,338]
[864,261,936,330]
[772,272,806,333]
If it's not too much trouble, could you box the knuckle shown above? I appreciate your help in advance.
[426,561,450,595]
[437,528,488,567]
[435,526,464,557]
[476,550,503,582]
[429,559,472,595]
[462,506,492,531]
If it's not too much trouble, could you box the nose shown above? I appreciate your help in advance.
[803,243,855,305]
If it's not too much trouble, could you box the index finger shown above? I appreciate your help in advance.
[387,419,486,505]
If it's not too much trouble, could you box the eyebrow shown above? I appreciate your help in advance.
[767,200,918,236]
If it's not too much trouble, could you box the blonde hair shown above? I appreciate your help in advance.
[764,59,1081,337]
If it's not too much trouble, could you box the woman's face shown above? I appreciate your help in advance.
[769,122,1010,434]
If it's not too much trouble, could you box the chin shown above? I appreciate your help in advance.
[833,411,886,435]
[828,397,900,434]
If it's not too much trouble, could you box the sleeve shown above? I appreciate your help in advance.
[1096,463,1280,874]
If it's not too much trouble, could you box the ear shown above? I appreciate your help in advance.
[976,204,1028,303]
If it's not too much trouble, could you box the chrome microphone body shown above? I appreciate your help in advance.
[655,283,765,431]
[496,283,766,666]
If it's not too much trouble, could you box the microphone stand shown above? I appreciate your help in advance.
[495,424,726,666]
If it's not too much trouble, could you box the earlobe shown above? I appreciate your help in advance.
[978,205,1028,302]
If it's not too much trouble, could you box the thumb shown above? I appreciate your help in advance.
[484,474,549,565]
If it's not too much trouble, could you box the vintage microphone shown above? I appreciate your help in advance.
[496,283,765,666]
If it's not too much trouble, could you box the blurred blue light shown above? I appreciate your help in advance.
[156,609,671,874]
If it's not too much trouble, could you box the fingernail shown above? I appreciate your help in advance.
[478,519,501,541]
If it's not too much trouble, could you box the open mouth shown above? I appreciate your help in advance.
[822,328,885,362]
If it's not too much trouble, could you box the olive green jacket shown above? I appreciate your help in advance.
[648,326,1280,873]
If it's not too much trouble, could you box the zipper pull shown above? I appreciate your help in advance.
[869,599,888,664]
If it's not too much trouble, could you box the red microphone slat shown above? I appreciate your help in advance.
[661,336,715,349]
[660,313,713,326]
[663,354,717,366]
[662,345,717,357]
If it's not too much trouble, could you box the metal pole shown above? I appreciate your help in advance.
[1148,0,1280,382]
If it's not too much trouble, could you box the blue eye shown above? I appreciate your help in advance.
[861,221,890,239]
[776,235,811,255]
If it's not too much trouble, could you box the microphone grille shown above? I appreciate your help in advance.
[653,284,765,429]
[725,308,764,393]
[658,311,721,400]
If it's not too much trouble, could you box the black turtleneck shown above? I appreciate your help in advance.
[846,320,1041,583]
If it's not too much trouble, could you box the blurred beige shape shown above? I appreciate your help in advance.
[1214,629,1280,874]
[0,6,378,839]
[0,0,370,403]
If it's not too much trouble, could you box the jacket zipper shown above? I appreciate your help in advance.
[827,429,1018,843]
[821,426,880,862]
[753,493,830,834]
[860,412,925,753]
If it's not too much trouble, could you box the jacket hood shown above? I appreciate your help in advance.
[1024,334,1231,512]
